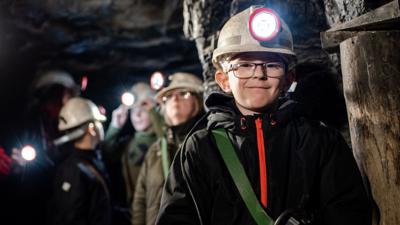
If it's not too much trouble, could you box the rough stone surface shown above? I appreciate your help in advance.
[0,0,201,77]
[324,0,392,26]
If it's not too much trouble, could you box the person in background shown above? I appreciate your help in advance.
[12,70,80,164]
[47,97,111,225]
[132,72,204,225]
[102,82,159,225]
[2,70,80,225]
[156,6,371,225]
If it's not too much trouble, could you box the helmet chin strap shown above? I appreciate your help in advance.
[288,81,297,93]
[53,127,86,146]
[278,81,297,107]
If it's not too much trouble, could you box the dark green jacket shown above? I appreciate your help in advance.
[102,108,163,206]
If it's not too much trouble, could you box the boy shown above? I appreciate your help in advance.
[156,6,371,225]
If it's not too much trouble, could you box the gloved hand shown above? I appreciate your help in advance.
[110,105,129,129]
[274,209,315,225]
[11,147,26,167]
[0,146,12,177]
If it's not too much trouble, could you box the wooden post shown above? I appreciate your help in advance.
[340,31,400,225]
[321,2,400,224]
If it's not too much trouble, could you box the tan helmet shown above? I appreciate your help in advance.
[130,82,156,107]
[155,72,204,103]
[58,97,106,131]
[212,5,296,69]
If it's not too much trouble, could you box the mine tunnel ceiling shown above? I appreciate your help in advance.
[0,0,202,77]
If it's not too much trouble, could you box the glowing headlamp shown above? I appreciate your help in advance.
[150,71,165,91]
[249,7,281,41]
[121,92,135,106]
[21,145,36,161]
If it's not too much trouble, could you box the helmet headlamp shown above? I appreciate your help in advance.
[21,145,36,161]
[248,7,281,41]
[150,71,165,91]
[121,92,135,107]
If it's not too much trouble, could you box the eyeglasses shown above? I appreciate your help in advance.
[227,62,285,79]
[162,90,193,103]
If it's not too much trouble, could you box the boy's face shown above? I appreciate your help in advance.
[215,52,286,115]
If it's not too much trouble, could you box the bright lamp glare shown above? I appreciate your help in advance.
[150,72,164,90]
[21,145,36,161]
[121,92,135,106]
[251,12,277,39]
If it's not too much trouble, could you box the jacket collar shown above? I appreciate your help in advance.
[167,112,205,145]
[205,91,308,132]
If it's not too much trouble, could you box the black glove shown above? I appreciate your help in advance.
[274,209,315,225]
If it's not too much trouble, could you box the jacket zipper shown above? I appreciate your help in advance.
[255,117,268,208]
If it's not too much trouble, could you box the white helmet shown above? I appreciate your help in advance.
[130,82,156,107]
[33,70,80,95]
[58,97,106,131]
[213,6,296,69]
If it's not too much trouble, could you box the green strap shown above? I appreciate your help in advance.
[161,137,170,179]
[212,128,274,225]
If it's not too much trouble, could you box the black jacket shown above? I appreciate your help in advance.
[48,148,111,225]
[156,92,371,225]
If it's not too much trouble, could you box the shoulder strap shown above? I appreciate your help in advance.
[211,128,274,225]
[161,137,170,179]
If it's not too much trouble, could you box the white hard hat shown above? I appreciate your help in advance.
[212,6,296,69]
[130,82,156,107]
[58,97,106,131]
[34,70,79,94]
